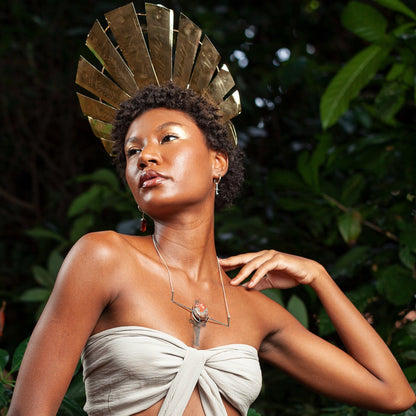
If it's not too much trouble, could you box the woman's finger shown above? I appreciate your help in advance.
[245,256,284,288]
[219,252,261,271]
[228,251,276,285]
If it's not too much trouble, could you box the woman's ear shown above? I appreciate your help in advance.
[211,150,229,177]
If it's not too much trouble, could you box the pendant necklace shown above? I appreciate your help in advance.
[152,235,230,347]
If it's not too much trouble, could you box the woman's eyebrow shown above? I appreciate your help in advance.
[156,121,185,131]
[125,122,186,145]
[125,136,140,145]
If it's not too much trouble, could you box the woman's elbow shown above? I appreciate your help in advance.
[383,388,416,414]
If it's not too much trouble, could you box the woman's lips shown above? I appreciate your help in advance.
[139,170,167,188]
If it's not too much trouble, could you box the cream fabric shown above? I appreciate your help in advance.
[81,326,262,416]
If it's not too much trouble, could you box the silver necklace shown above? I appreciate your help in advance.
[152,235,231,328]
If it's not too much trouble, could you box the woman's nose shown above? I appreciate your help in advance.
[138,140,160,169]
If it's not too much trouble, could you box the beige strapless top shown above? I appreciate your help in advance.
[81,326,262,416]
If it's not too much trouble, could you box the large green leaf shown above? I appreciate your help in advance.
[26,227,66,243]
[11,338,29,373]
[400,225,416,252]
[372,0,416,21]
[337,210,362,244]
[32,265,55,288]
[67,185,102,218]
[374,81,406,123]
[47,250,64,278]
[342,1,388,42]
[297,134,331,192]
[69,213,95,243]
[287,295,309,328]
[317,309,335,336]
[77,168,120,189]
[376,265,416,306]
[399,246,416,270]
[20,288,51,302]
[320,44,390,129]
[262,288,284,306]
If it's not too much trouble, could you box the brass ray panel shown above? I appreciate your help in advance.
[76,93,117,124]
[173,13,202,88]
[88,117,114,154]
[204,64,235,104]
[86,20,137,96]
[226,121,238,146]
[145,3,173,84]
[105,3,157,88]
[99,138,115,155]
[189,36,221,93]
[218,90,241,121]
[76,57,130,108]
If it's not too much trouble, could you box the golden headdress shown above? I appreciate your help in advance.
[75,2,241,155]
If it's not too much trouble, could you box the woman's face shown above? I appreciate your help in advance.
[124,108,225,217]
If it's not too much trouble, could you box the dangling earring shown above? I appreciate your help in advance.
[214,174,221,196]
[137,205,147,232]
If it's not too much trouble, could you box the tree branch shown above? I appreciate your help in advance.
[322,193,398,242]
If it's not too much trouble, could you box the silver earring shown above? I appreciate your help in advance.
[137,205,147,232]
[214,174,221,196]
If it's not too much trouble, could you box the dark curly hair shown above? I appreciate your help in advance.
[111,82,245,210]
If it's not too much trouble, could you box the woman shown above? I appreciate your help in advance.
[9,3,416,415]
[8,81,416,416]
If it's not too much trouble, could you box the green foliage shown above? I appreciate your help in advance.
[337,210,362,246]
[0,338,28,410]
[341,2,388,43]
[67,169,136,242]
[0,337,86,414]
[19,250,63,318]
[320,44,390,129]
[287,295,309,328]
[321,0,416,128]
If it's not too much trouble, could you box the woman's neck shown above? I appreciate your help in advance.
[152,214,218,283]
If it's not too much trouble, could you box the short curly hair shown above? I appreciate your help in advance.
[111,83,245,210]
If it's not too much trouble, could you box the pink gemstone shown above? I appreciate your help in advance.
[198,303,206,312]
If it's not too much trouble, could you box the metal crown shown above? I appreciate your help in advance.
[75,2,241,155]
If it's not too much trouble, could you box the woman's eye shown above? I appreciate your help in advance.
[126,148,142,157]
[161,134,178,144]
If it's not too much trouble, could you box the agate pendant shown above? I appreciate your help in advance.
[191,300,209,324]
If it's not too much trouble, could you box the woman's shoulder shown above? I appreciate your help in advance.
[58,231,151,292]
[63,231,150,274]
[75,230,147,255]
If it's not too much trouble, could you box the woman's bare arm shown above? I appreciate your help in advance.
[221,251,416,413]
[8,232,120,416]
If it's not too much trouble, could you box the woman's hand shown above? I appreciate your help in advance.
[219,250,327,290]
